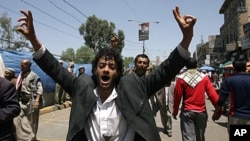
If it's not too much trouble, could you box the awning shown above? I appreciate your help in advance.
[223,61,250,70]
[219,61,232,69]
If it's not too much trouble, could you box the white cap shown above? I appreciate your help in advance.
[5,67,15,75]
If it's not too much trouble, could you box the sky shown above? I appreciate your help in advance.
[0,0,224,62]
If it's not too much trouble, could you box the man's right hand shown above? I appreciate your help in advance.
[111,36,119,48]
[16,10,42,52]
[172,6,197,50]
[212,105,222,121]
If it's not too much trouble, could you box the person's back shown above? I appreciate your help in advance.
[174,59,218,113]
[217,59,250,119]
[213,59,250,135]
[175,74,215,111]
[224,73,250,118]
[173,58,218,141]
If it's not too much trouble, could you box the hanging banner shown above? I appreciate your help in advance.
[139,22,149,41]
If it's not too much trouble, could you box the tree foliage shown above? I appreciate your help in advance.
[0,12,13,49]
[123,56,134,69]
[60,46,95,64]
[61,48,75,62]
[0,12,29,51]
[79,15,125,53]
[75,46,95,63]
[61,15,126,64]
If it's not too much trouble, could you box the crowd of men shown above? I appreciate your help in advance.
[2,51,248,141]
[1,5,250,141]
[0,59,85,141]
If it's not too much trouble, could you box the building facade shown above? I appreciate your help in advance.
[195,0,250,68]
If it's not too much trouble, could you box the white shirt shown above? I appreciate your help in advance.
[84,88,135,141]
[164,87,169,106]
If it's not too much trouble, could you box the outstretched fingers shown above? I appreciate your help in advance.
[173,6,197,28]
[16,10,35,40]
[17,10,29,32]
[173,6,181,23]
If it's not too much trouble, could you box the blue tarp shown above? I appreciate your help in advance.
[0,48,92,93]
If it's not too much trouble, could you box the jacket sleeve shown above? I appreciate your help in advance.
[204,76,219,107]
[0,78,21,124]
[172,78,183,117]
[33,49,74,96]
[144,47,188,98]
[217,78,230,107]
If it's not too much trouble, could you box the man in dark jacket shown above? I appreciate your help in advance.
[16,6,196,141]
[213,59,250,133]
[0,77,21,141]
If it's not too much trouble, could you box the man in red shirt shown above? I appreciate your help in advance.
[173,58,219,141]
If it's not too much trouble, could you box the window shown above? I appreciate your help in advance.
[239,0,245,7]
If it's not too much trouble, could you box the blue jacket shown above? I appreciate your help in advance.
[218,73,250,119]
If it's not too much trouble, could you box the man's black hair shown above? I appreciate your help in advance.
[134,54,150,64]
[91,47,124,86]
[233,59,246,72]
[186,58,197,69]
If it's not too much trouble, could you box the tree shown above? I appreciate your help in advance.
[60,46,95,64]
[79,15,125,53]
[75,46,95,64]
[60,48,75,62]
[0,12,13,49]
[123,57,134,69]
[0,12,29,51]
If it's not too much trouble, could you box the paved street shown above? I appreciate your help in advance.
[157,98,229,141]
[37,107,70,141]
[37,99,228,141]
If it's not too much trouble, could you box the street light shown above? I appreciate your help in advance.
[128,20,159,24]
[128,20,159,54]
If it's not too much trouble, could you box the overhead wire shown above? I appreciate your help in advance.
[123,0,142,21]
[0,4,82,40]
[20,0,78,31]
[0,1,91,60]
[124,40,142,50]
[125,39,142,45]
[1,1,151,58]
[48,0,82,24]
[62,0,143,55]
[122,0,155,57]
[62,0,88,19]
[0,37,32,50]
[0,4,83,58]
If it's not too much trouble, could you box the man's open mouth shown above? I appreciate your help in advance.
[101,75,110,82]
